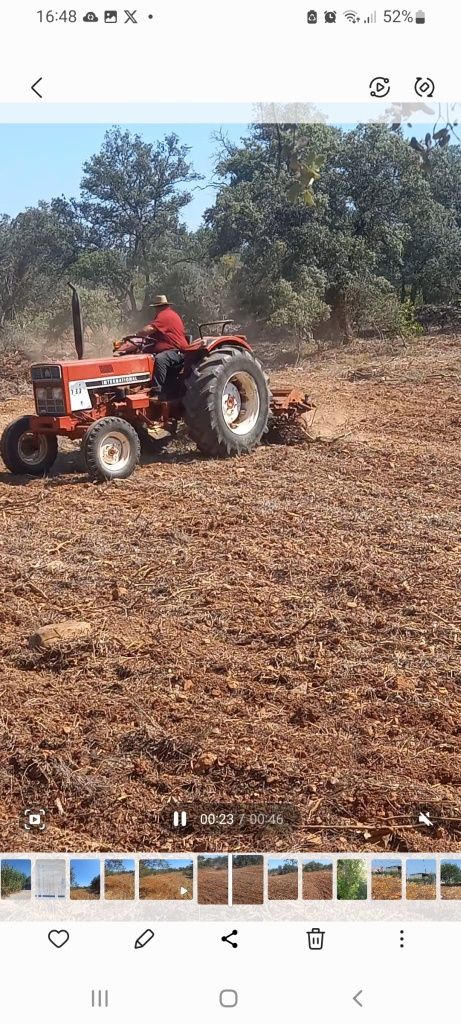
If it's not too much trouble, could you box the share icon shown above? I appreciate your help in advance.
[222,929,238,948]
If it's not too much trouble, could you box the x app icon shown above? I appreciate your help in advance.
[124,9,137,21]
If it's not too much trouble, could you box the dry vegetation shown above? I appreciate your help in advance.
[406,881,436,900]
[139,870,192,901]
[371,873,402,900]
[70,887,99,900]
[104,870,135,900]
[302,867,333,900]
[0,335,460,854]
[441,886,461,900]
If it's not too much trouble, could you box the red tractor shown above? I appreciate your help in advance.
[1,286,310,482]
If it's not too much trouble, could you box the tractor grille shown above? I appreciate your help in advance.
[35,386,65,415]
[36,396,66,415]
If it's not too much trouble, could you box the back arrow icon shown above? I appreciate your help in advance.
[31,78,43,98]
[353,990,363,1007]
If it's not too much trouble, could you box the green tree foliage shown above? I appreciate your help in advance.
[1,865,31,896]
[105,860,127,875]
[441,863,461,886]
[3,123,461,352]
[337,860,367,900]
[303,861,332,873]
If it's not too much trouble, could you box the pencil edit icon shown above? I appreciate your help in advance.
[135,928,155,949]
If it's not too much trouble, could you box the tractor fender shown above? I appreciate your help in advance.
[202,334,253,353]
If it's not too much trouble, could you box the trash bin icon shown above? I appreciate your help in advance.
[307,927,325,950]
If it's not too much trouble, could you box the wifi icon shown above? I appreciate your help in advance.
[343,9,360,21]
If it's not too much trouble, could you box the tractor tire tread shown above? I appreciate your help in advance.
[183,348,270,457]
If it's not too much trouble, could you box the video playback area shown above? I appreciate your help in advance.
[0,115,459,867]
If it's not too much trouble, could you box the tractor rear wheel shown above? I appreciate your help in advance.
[183,347,270,457]
[82,417,141,481]
[0,416,58,475]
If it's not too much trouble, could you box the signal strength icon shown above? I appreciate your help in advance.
[343,9,360,22]
[364,9,377,21]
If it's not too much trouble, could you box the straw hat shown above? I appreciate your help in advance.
[150,294,170,307]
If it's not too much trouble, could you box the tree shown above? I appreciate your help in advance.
[441,862,461,886]
[105,860,125,875]
[337,860,367,900]
[79,127,201,311]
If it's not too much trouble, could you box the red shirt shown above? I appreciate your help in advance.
[147,307,189,353]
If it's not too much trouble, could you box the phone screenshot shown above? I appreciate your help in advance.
[0,1,459,1019]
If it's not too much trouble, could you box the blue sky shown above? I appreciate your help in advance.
[2,859,31,877]
[0,122,438,231]
[269,858,298,871]
[71,858,100,887]
[372,860,401,871]
[105,859,135,873]
[406,859,436,877]
[0,123,246,229]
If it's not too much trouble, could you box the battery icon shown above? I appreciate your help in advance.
[415,9,426,23]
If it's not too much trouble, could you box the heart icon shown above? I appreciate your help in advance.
[48,929,70,948]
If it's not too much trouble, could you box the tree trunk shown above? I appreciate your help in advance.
[326,286,354,344]
[127,283,138,313]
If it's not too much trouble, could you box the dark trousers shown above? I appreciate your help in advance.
[153,349,184,390]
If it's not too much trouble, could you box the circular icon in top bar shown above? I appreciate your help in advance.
[369,76,391,98]
[415,77,435,97]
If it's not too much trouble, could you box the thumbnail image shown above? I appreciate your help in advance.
[104,859,135,901]
[406,860,437,900]
[1,120,461,856]
[337,860,367,901]
[1,859,31,900]
[35,859,66,899]
[268,858,298,901]
[70,859,101,900]
[232,856,264,905]
[441,860,461,900]
[302,859,333,900]
[197,855,229,905]
[371,860,402,901]
[139,859,193,901]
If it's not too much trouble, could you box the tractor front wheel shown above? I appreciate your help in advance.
[183,347,270,457]
[82,417,141,482]
[0,416,58,475]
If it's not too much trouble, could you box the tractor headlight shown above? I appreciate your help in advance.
[35,387,47,401]
[51,386,64,401]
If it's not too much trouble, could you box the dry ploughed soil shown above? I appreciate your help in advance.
[268,870,298,900]
[139,870,192,900]
[0,335,460,854]
[441,885,461,900]
[232,864,264,905]
[406,881,436,900]
[302,867,333,900]
[197,866,228,905]
[371,874,402,900]
[104,870,135,900]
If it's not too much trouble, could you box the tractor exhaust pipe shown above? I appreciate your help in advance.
[68,282,84,360]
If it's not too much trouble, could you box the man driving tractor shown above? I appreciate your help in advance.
[118,294,189,392]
